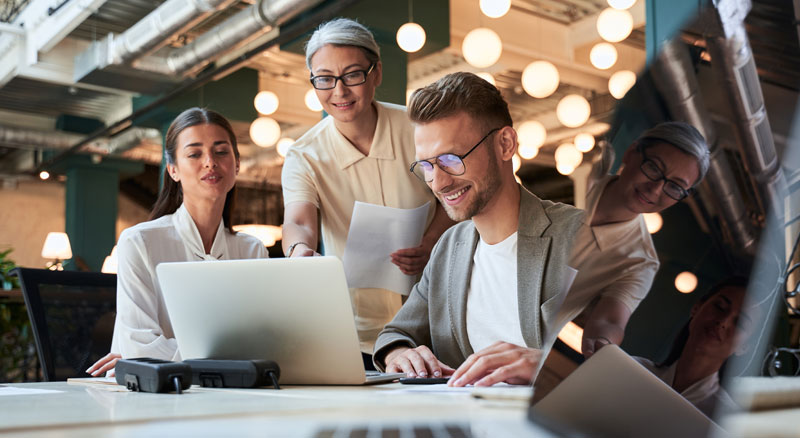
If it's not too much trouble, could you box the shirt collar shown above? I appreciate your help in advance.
[172,203,228,261]
[331,101,396,170]
[661,362,721,404]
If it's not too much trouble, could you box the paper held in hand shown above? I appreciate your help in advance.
[342,201,430,295]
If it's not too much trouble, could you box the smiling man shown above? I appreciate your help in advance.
[372,72,584,386]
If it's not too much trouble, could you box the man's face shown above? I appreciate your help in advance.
[616,141,701,215]
[413,112,502,222]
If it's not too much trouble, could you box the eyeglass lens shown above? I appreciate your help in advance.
[641,160,686,200]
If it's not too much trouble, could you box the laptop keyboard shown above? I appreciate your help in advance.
[314,424,471,438]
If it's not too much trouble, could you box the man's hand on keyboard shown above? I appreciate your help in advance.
[448,341,542,387]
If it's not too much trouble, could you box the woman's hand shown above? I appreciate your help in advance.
[86,353,121,377]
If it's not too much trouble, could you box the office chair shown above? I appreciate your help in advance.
[10,267,117,381]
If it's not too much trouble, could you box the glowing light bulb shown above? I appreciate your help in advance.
[512,153,521,172]
[249,117,281,147]
[254,91,279,115]
[556,95,591,128]
[304,89,322,112]
[555,143,583,169]
[675,271,698,293]
[590,42,618,70]
[574,133,595,153]
[608,0,636,9]
[462,28,502,68]
[480,0,511,18]
[643,212,663,234]
[475,72,496,86]
[277,137,294,157]
[521,61,560,98]
[39,171,50,180]
[609,70,637,99]
[517,120,546,153]
[396,22,426,53]
[596,8,633,43]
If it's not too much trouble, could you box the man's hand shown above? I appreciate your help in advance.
[581,336,613,359]
[385,345,455,378]
[448,341,542,387]
[86,353,121,377]
[390,237,435,275]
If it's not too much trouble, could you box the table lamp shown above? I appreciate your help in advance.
[41,232,72,271]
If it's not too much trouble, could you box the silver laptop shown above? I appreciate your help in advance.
[533,344,725,438]
[156,256,403,385]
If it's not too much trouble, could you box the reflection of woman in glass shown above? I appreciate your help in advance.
[87,108,268,376]
[636,277,756,417]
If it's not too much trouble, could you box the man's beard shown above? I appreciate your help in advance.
[441,151,502,222]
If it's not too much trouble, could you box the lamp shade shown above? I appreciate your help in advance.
[250,117,281,148]
[590,42,618,70]
[521,61,560,98]
[596,8,633,43]
[396,22,426,53]
[462,27,502,68]
[556,95,591,128]
[233,224,283,247]
[304,89,323,112]
[254,91,279,115]
[480,0,511,18]
[608,70,637,99]
[41,232,72,259]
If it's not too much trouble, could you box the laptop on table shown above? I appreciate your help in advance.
[157,256,403,385]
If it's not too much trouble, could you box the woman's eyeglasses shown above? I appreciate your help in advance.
[639,148,693,201]
[310,64,375,90]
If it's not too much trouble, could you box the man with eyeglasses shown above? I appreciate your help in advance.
[552,121,709,362]
[372,72,584,386]
[281,19,454,367]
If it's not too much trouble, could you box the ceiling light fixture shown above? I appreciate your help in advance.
[574,133,596,153]
[396,22,426,53]
[590,42,618,70]
[596,8,634,43]
[480,0,511,18]
[254,91,279,115]
[608,70,637,99]
[250,117,281,148]
[304,89,322,112]
[462,27,502,68]
[521,61,560,98]
[556,95,591,128]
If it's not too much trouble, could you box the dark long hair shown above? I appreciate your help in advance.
[659,276,750,367]
[148,108,239,234]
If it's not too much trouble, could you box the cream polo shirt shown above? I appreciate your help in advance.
[281,101,436,353]
[110,204,268,361]
[545,174,660,346]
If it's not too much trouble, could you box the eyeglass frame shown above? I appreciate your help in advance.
[637,146,694,201]
[409,127,502,182]
[309,63,376,90]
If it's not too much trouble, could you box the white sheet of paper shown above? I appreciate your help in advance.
[0,386,63,396]
[342,201,430,295]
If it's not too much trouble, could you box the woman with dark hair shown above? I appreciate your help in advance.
[635,277,756,417]
[86,108,268,376]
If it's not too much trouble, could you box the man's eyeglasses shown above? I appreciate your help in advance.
[409,128,501,182]
[309,64,375,90]
[639,148,692,201]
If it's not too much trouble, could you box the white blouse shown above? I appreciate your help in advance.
[109,204,268,360]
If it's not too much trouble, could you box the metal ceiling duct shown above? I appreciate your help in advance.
[651,39,757,253]
[74,0,235,93]
[138,0,325,77]
[0,125,159,155]
[705,0,787,222]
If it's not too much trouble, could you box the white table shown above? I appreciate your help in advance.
[0,381,544,437]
